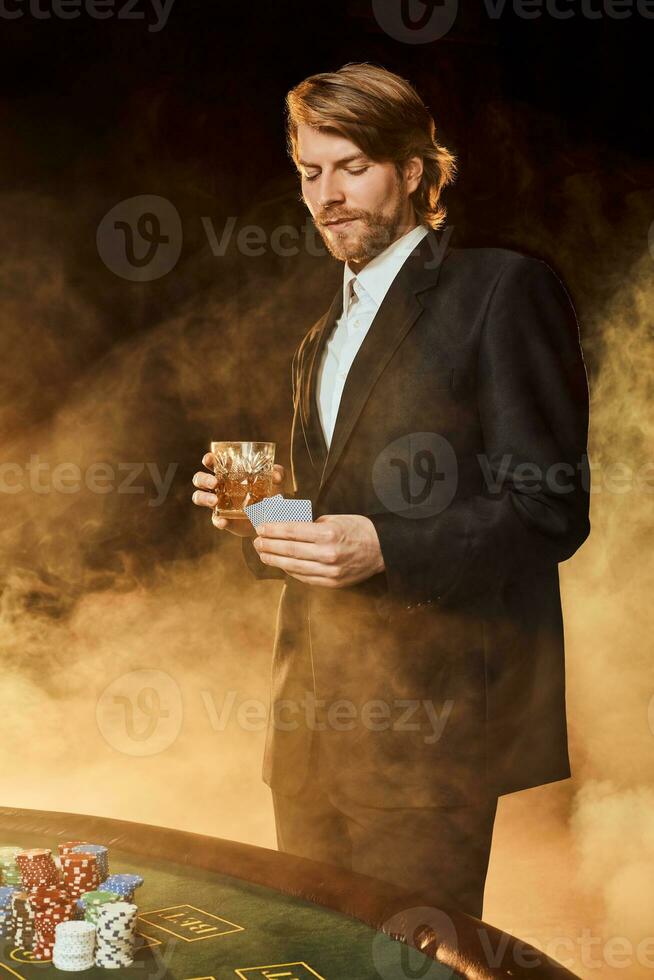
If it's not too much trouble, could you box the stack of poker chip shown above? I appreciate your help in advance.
[61,852,100,899]
[0,847,23,886]
[102,873,144,903]
[53,920,97,972]
[29,886,76,961]
[15,849,59,890]
[10,892,36,950]
[94,901,138,969]
[0,886,19,938]
[72,844,109,882]
[82,890,122,925]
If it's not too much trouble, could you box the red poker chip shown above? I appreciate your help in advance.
[32,949,54,960]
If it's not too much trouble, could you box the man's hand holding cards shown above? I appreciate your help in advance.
[250,510,386,589]
[192,456,385,588]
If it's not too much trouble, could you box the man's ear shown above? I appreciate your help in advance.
[404,156,423,195]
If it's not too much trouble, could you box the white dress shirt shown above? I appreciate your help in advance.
[316,223,429,448]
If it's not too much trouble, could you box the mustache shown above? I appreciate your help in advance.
[318,214,364,226]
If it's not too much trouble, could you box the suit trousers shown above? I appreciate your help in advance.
[271,733,498,920]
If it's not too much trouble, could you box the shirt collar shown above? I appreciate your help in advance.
[342,223,429,313]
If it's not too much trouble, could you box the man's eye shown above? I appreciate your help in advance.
[302,167,370,181]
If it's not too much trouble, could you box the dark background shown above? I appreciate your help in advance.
[1,0,652,591]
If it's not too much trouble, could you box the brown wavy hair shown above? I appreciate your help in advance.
[285,62,457,230]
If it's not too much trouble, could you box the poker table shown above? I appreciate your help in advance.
[0,808,578,980]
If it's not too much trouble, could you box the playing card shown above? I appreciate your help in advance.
[243,494,283,528]
[244,494,313,527]
[264,496,313,522]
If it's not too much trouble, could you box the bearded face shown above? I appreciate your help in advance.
[297,123,422,270]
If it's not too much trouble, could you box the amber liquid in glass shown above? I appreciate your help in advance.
[211,441,276,519]
[214,471,273,515]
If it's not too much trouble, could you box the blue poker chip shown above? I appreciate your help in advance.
[72,844,109,881]
[0,886,19,907]
[103,873,143,892]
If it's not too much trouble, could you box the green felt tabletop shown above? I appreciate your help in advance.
[0,832,456,980]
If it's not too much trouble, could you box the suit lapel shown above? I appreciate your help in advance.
[299,228,449,496]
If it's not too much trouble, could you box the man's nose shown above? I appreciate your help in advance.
[315,173,345,208]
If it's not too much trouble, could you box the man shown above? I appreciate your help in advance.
[192,62,590,919]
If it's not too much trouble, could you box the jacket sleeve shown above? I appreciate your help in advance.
[367,256,591,610]
[241,343,302,581]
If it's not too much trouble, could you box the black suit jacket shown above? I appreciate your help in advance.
[243,230,590,806]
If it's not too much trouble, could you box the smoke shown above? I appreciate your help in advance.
[0,185,325,849]
[485,234,654,978]
[0,88,652,980]
[556,249,654,978]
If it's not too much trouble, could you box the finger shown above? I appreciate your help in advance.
[211,513,255,537]
[192,471,217,491]
[202,452,217,471]
[192,489,217,508]
[256,521,323,542]
[255,537,335,564]
[259,551,337,578]
[272,467,284,484]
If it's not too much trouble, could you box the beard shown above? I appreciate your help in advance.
[316,184,407,265]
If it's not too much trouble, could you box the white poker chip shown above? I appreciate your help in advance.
[56,920,96,936]
[53,958,95,972]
